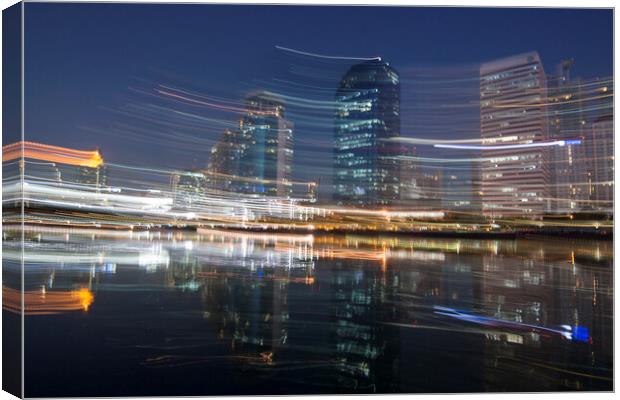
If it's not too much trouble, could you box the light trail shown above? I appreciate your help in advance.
[3,141,103,168]
[275,45,382,61]
[383,137,485,145]
[434,140,580,150]
[433,305,576,340]
[491,93,613,108]
[3,132,613,233]
[3,286,94,315]
[155,88,249,113]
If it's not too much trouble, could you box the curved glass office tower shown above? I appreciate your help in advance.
[334,59,401,207]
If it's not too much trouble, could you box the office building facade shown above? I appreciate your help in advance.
[207,128,244,192]
[547,65,613,213]
[479,52,550,218]
[207,92,294,198]
[239,92,294,197]
[588,115,613,208]
[334,59,401,207]
[547,60,589,213]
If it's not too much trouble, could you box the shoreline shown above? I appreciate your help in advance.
[6,222,613,240]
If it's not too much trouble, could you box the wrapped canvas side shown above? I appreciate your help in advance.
[2,2,24,398]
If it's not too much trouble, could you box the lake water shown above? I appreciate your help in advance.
[3,227,613,396]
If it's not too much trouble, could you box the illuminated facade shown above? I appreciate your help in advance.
[334,59,401,207]
[171,170,207,209]
[239,92,294,197]
[583,80,614,211]
[547,68,613,213]
[208,92,294,198]
[207,128,243,191]
[547,60,589,213]
[588,115,613,207]
[398,143,418,202]
[442,167,477,211]
[413,170,443,210]
[479,52,550,218]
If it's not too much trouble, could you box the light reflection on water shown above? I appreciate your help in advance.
[3,227,613,395]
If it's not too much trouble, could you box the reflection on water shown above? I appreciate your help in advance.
[3,226,613,396]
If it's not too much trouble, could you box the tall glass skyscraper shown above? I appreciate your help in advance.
[333,59,401,207]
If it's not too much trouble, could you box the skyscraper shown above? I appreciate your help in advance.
[207,128,243,192]
[582,79,614,210]
[479,52,550,219]
[207,92,294,198]
[398,143,418,202]
[547,65,613,214]
[547,60,589,213]
[589,115,613,208]
[334,59,401,207]
[239,92,294,197]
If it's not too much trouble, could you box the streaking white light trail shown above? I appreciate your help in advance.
[275,46,382,61]
[383,137,486,145]
[325,207,444,219]
[434,140,581,150]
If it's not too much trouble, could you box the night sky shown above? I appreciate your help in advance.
[23,3,613,191]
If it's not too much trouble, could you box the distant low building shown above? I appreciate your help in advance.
[411,170,443,210]
[171,170,207,209]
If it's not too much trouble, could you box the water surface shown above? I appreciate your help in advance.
[4,227,612,396]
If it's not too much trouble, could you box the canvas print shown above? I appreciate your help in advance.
[2,2,614,397]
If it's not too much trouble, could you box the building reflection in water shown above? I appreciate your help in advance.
[8,225,613,395]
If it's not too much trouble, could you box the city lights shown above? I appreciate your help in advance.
[2,3,613,397]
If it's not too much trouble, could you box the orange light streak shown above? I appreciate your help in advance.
[3,141,103,168]
[3,286,95,315]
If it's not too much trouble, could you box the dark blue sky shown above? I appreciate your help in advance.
[24,3,613,178]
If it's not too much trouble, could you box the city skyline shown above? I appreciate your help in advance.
[13,47,614,211]
[3,3,614,397]
[21,4,613,190]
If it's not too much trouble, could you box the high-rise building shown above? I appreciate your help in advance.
[411,170,443,210]
[398,143,418,202]
[547,64,613,213]
[442,167,477,211]
[547,60,589,213]
[479,52,550,218]
[207,128,243,192]
[334,59,401,207]
[207,92,294,198]
[582,79,614,209]
[239,92,294,197]
[588,115,614,208]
